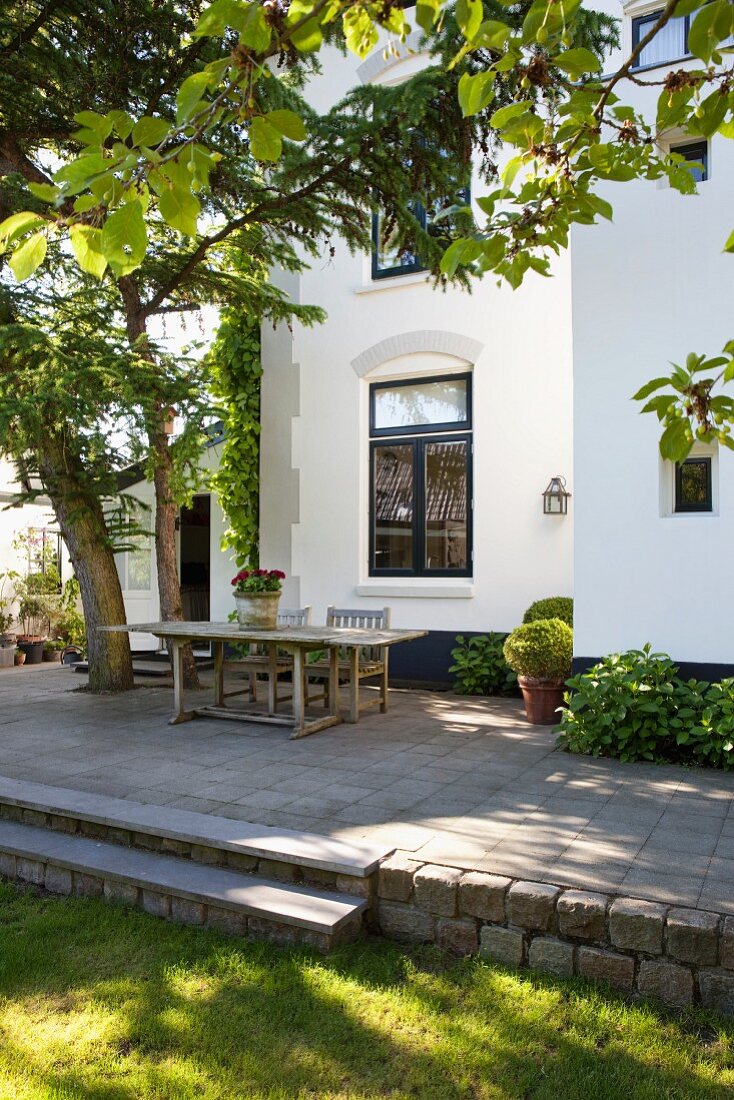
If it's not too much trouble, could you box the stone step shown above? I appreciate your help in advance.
[0,777,390,885]
[0,819,366,951]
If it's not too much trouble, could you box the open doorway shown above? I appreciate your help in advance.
[179,494,211,624]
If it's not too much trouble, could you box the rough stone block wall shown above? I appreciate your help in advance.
[377,853,734,1014]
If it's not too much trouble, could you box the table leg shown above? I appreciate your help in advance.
[329,645,339,718]
[170,641,195,724]
[213,641,225,707]
[267,644,278,715]
[291,646,305,734]
[347,647,360,724]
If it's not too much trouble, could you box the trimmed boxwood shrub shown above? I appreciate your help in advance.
[557,644,734,769]
[503,619,573,681]
[449,633,517,696]
[523,596,573,627]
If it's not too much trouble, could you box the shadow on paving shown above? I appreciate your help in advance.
[0,885,733,1099]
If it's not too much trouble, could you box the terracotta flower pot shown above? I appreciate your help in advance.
[518,676,565,725]
[14,650,26,666]
[234,591,281,630]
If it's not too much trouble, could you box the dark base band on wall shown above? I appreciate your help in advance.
[573,657,734,682]
[388,630,485,689]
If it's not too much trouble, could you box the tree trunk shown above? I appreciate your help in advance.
[150,423,200,689]
[119,277,199,691]
[38,440,134,693]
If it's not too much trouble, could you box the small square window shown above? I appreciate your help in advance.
[671,140,708,183]
[675,457,712,513]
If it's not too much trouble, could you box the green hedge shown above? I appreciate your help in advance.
[503,618,573,681]
[557,645,734,769]
[523,596,573,627]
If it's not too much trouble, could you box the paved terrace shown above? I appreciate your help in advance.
[1,664,733,913]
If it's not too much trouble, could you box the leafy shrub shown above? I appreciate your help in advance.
[676,679,734,770]
[503,619,573,681]
[557,646,705,762]
[449,634,517,696]
[523,596,573,627]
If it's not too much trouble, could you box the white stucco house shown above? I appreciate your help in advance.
[99,1,734,682]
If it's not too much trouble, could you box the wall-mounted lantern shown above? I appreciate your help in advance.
[542,475,571,515]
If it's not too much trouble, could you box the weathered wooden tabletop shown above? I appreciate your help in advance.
[103,622,428,647]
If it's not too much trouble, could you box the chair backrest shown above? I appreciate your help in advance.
[277,606,312,627]
[326,606,390,630]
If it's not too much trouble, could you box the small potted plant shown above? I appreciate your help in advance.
[231,568,285,630]
[14,647,26,666]
[503,618,573,725]
[42,639,65,663]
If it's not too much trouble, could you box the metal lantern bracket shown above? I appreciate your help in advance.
[542,475,571,515]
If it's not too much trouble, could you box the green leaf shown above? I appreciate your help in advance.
[290,16,322,52]
[688,0,732,63]
[239,3,271,51]
[659,418,693,462]
[266,109,306,141]
[250,116,282,162]
[555,48,602,76]
[456,0,482,41]
[9,232,47,282]
[415,0,441,32]
[107,110,135,140]
[73,110,113,141]
[176,72,211,125]
[194,0,246,37]
[342,7,378,58]
[27,182,61,203]
[633,377,672,401]
[0,211,43,248]
[724,227,734,254]
[158,186,201,236]
[100,200,147,274]
[490,101,531,129]
[131,116,170,149]
[69,224,108,279]
[440,237,480,277]
[458,71,495,117]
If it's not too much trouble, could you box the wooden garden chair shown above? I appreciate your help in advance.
[306,606,391,723]
[228,607,311,714]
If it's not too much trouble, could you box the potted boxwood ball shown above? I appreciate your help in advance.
[503,618,573,725]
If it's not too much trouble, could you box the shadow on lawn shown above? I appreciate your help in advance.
[0,887,733,1099]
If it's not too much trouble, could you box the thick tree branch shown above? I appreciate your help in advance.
[0,0,68,59]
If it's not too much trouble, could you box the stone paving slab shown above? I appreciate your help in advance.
[1,665,733,912]
[0,776,388,876]
[0,819,364,933]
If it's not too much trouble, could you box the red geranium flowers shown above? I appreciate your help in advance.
[231,568,286,594]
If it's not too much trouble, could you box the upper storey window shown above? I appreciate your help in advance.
[631,10,690,69]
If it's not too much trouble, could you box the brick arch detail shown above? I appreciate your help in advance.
[350,331,484,378]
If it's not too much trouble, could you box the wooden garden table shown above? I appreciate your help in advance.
[103,621,427,739]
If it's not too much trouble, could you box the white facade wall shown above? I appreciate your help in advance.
[259,41,574,636]
[573,1,734,665]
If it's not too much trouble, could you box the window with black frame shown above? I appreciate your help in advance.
[631,9,690,68]
[371,155,471,279]
[671,139,708,182]
[675,456,713,513]
[369,374,472,576]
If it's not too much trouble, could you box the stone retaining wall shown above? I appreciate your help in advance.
[377,853,734,1015]
[0,850,350,951]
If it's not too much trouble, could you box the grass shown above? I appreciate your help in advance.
[0,884,733,1098]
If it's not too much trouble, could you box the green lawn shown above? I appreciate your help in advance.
[0,883,733,1099]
